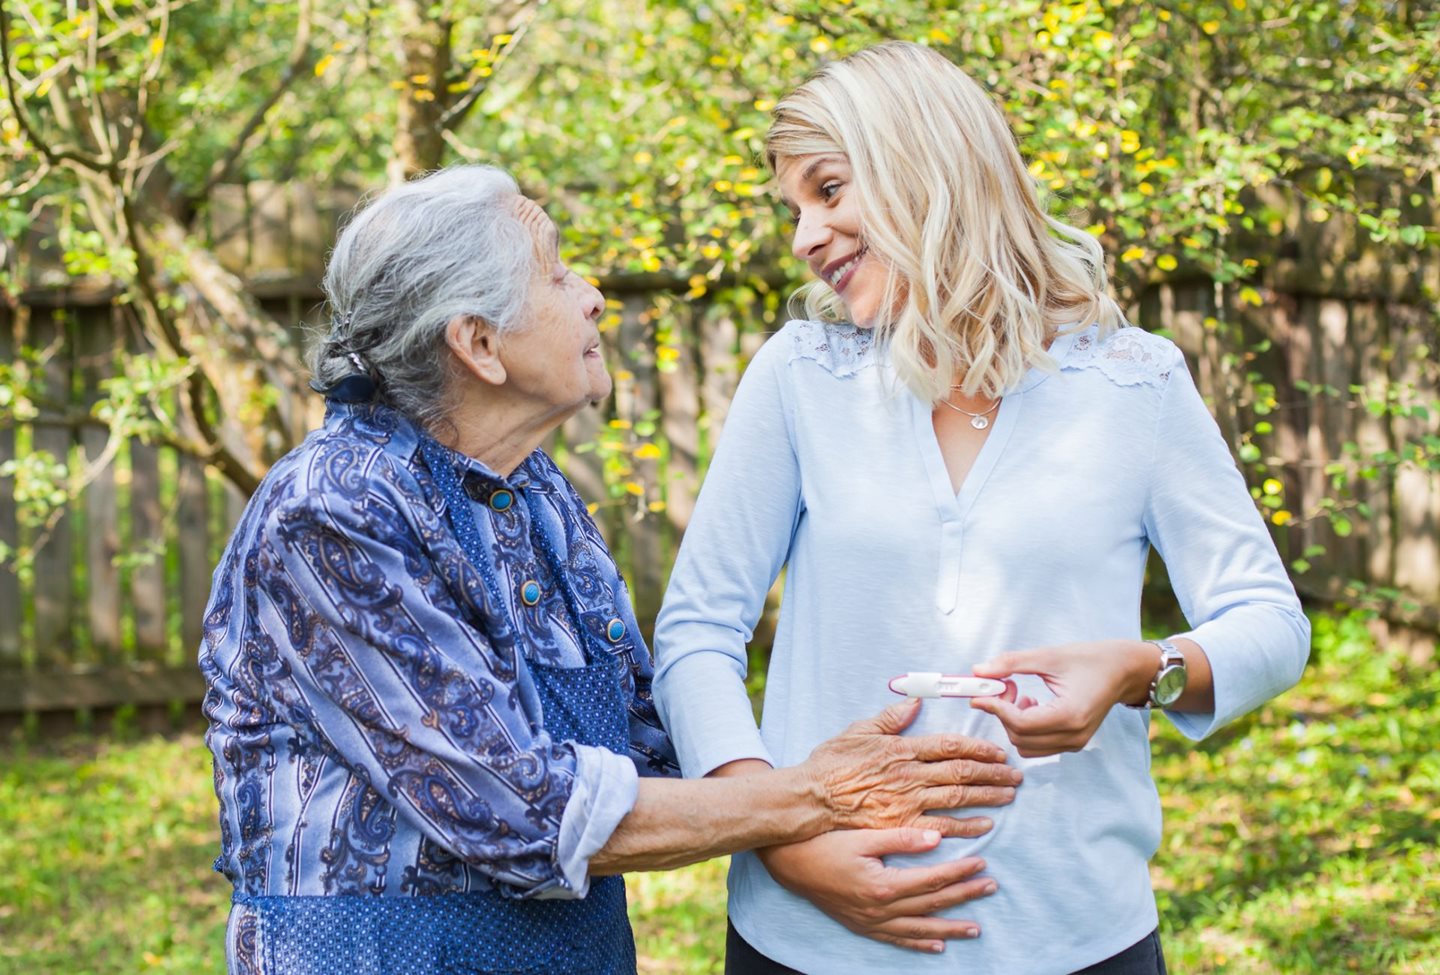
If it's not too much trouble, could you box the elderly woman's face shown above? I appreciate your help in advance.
[500,197,611,412]
[776,153,887,328]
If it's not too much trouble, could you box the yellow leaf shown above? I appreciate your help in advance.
[1156,254,1178,271]
[1138,182,1154,196]
[587,502,600,515]
[314,54,334,77]
[148,36,164,57]
[608,418,632,430]
[1262,478,1283,495]
[657,347,680,363]
[1092,30,1114,52]
[1232,0,1246,8]
[493,33,514,45]
[614,370,634,382]
[623,481,645,497]
[647,500,667,513]
[641,255,662,273]
[1085,223,1107,236]
[1158,9,1171,20]
[1201,20,1220,35]
[928,27,952,43]
[1120,246,1146,263]
[633,151,653,165]
[1239,286,1263,307]
[810,38,831,54]
[721,154,745,166]
[409,74,431,85]
[634,443,663,460]
[753,98,775,112]
[713,179,734,193]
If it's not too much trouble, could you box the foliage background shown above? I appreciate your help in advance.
[1,1,1438,972]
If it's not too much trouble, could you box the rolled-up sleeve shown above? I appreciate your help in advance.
[259,479,636,898]
[653,330,802,777]
[1144,349,1311,739]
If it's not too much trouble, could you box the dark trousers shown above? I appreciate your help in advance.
[725,919,1169,975]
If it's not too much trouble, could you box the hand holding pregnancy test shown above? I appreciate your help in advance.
[888,672,1013,699]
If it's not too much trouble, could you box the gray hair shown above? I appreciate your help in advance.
[312,165,533,428]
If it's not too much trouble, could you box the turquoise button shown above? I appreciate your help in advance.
[489,489,514,512]
[605,618,626,642]
[520,580,541,606]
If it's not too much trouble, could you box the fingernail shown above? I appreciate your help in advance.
[1010,769,1024,784]
[964,927,980,939]
[983,881,998,895]
[975,817,993,831]
[923,829,940,844]
[927,942,945,953]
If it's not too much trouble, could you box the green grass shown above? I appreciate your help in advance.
[1,610,1435,974]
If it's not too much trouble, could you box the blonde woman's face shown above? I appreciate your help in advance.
[776,153,886,328]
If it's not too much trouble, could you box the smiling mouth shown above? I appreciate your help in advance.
[824,245,868,292]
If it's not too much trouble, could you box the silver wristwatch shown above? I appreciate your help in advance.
[1143,639,1187,709]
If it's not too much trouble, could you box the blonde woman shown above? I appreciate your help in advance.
[653,41,1309,975]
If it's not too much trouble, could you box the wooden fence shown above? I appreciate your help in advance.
[1,180,1436,719]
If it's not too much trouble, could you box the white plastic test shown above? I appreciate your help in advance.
[887,673,1008,698]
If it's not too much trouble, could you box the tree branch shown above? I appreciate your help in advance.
[437,0,546,131]
[196,0,317,199]
[0,0,115,173]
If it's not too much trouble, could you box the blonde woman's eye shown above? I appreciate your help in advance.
[820,181,842,201]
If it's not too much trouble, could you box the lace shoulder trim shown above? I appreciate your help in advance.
[1062,325,1180,388]
[785,319,876,378]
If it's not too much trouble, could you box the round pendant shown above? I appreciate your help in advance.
[971,415,990,430]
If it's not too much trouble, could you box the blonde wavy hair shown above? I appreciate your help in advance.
[765,41,1123,402]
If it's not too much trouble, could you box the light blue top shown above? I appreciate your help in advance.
[653,320,1310,974]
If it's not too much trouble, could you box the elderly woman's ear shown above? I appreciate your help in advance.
[445,314,508,386]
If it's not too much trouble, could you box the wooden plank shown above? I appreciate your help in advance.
[698,308,740,465]
[0,664,206,712]
[78,310,122,664]
[177,456,212,658]
[129,439,168,658]
[1349,302,1393,587]
[30,310,76,668]
[0,310,21,667]
[1388,304,1438,600]
[618,294,664,626]
[659,298,701,532]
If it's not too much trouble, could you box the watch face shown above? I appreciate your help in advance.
[1154,667,1187,706]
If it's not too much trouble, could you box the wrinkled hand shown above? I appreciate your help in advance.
[804,698,1022,831]
[970,641,1155,757]
[759,828,996,954]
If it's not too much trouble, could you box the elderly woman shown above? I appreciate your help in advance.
[199,165,1022,975]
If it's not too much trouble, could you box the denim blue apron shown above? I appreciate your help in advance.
[233,438,637,975]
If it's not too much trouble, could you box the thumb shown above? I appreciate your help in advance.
[845,697,921,736]
[857,826,944,857]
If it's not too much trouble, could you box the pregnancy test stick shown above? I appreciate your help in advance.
[888,673,1008,698]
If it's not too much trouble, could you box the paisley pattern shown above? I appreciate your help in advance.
[201,401,677,926]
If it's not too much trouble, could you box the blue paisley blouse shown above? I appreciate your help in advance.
[201,400,677,904]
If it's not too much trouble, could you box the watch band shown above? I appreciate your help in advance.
[1126,639,1187,710]
[1147,639,1187,708]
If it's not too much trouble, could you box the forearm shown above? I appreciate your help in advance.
[589,762,826,874]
